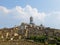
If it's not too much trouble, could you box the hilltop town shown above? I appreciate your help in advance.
[0,16,60,45]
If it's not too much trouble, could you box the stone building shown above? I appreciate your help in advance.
[0,16,60,40]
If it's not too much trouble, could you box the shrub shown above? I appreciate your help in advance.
[29,35,47,43]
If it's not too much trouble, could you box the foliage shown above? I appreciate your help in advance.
[56,37,60,42]
[29,35,47,43]
[48,44,56,45]
[54,37,60,42]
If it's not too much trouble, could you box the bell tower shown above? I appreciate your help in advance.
[30,16,33,24]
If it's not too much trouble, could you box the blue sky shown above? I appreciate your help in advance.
[0,0,60,12]
[0,0,60,29]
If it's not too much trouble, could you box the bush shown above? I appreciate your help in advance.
[57,37,60,42]
[29,35,47,43]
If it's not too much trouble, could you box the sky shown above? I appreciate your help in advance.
[0,0,60,29]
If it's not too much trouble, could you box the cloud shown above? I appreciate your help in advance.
[44,11,60,28]
[15,5,46,22]
[0,5,60,29]
[0,5,46,28]
[0,6,10,14]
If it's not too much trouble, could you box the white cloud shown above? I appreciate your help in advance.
[0,5,60,28]
[15,5,46,21]
[48,11,60,20]
[44,11,60,28]
[0,5,46,24]
[0,6,11,14]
